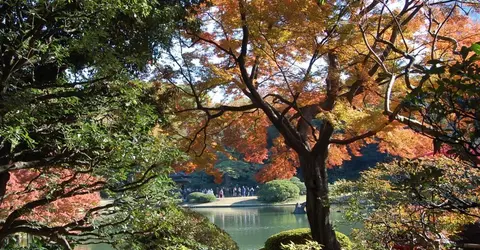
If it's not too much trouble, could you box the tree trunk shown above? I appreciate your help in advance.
[301,154,341,250]
[0,141,12,205]
[0,171,9,199]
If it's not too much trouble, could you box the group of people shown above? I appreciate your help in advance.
[231,186,255,197]
[183,186,257,199]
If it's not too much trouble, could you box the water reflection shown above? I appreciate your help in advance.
[78,206,356,250]
[200,206,308,230]
[193,205,354,250]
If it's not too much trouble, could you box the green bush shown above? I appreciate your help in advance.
[336,231,353,250]
[115,206,239,250]
[264,228,352,250]
[264,228,311,249]
[290,177,307,195]
[258,180,300,203]
[187,192,216,203]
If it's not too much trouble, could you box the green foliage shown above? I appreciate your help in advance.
[114,206,239,250]
[215,151,263,180]
[185,150,261,190]
[281,240,322,250]
[335,231,353,250]
[264,228,311,250]
[344,157,480,249]
[258,180,300,203]
[290,177,307,195]
[187,192,217,203]
[0,0,195,246]
[264,228,351,250]
[406,44,480,163]
[471,43,480,55]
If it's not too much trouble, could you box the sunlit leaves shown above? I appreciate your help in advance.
[160,0,480,195]
[377,126,433,158]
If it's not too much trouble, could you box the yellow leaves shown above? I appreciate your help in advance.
[199,62,248,98]
[208,64,236,82]
[217,39,239,52]
[321,101,387,134]
[151,124,164,137]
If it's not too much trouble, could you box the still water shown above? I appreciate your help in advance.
[193,205,354,250]
[79,205,354,250]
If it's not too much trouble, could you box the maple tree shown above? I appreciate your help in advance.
[157,0,480,248]
[0,169,101,227]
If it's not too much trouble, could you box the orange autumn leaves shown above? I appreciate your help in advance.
[172,111,270,183]
[172,100,433,184]
[165,0,478,183]
[256,137,298,182]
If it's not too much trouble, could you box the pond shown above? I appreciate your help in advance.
[193,205,355,250]
[77,205,357,250]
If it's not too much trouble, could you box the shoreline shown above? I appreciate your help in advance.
[181,196,306,208]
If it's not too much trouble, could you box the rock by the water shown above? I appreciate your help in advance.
[292,202,307,214]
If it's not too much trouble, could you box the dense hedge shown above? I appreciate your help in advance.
[290,177,307,195]
[187,192,216,203]
[258,180,300,203]
[264,228,352,250]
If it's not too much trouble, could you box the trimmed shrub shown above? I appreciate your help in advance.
[265,228,311,249]
[264,228,352,250]
[187,192,216,203]
[290,177,307,195]
[258,180,300,203]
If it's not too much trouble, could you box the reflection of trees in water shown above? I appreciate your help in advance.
[194,206,357,250]
[294,214,307,224]
[207,207,261,228]
[197,206,310,229]
[195,205,355,233]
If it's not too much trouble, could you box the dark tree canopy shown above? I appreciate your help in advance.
[0,0,199,248]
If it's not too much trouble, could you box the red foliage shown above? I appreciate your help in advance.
[222,112,270,164]
[0,168,101,226]
[255,138,298,183]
